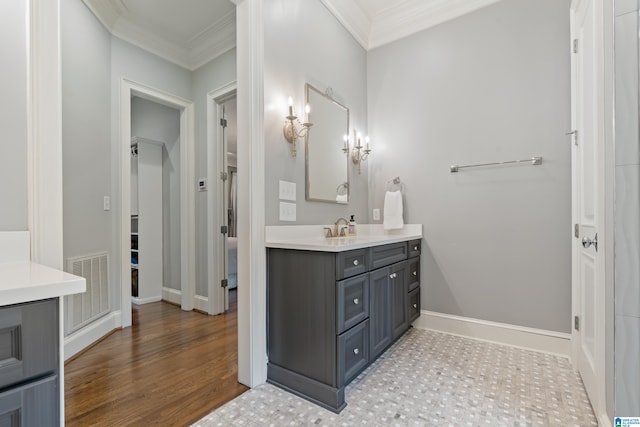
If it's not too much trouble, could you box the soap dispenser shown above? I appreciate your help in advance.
[348,215,357,236]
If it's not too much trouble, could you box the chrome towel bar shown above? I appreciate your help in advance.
[450,156,542,173]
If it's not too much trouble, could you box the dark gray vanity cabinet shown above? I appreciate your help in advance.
[0,299,59,425]
[267,239,421,413]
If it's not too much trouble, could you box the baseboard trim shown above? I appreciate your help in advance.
[412,310,571,358]
[162,287,182,305]
[132,295,162,305]
[162,287,209,313]
[194,294,208,312]
[64,311,122,360]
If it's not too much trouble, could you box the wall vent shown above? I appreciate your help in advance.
[65,252,110,335]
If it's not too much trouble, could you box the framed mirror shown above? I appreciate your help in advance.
[305,84,349,203]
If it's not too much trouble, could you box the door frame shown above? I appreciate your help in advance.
[119,78,196,327]
[207,81,237,315]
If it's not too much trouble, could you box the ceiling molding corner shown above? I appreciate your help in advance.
[368,0,506,50]
[320,0,371,50]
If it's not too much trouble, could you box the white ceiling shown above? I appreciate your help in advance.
[83,0,505,71]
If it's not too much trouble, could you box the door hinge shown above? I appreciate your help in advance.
[221,279,228,288]
[220,225,228,234]
[574,223,579,238]
[220,118,228,128]
[574,315,580,331]
[573,39,578,54]
[220,171,228,181]
[565,130,578,146]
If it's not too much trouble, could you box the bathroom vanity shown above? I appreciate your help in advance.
[0,232,85,425]
[266,225,422,412]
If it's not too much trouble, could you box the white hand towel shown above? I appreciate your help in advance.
[383,190,404,230]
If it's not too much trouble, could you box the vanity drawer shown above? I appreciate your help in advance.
[0,299,58,390]
[336,249,368,280]
[408,288,420,324]
[408,257,420,291]
[337,275,369,335]
[337,319,369,386]
[370,242,407,270]
[408,239,421,259]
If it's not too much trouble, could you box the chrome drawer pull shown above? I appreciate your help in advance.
[389,273,397,279]
[413,246,419,251]
[353,298,359,305]
[353,348,359,355]
[353,259,359,266]
[412,271,417,276]
[413,303,417,308]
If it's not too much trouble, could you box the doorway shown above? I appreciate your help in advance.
[207,82,237,315]
[119,78,196,327]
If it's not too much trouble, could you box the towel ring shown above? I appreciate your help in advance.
[386,177,405,192]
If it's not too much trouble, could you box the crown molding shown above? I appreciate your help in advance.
[322,0,505,51]
[188,10,237,70]
[368,0,504,49]
[82,0,236,71]
[320,0,372,50]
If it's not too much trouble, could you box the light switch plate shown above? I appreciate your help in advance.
[103,196,111,211]
[279,202,296,221]
[373,208,380,220]
[279,180,296,201]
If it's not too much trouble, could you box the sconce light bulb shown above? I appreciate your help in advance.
[357,132,362,140]
[287,96,293,107]
[365,136,370,144]
[305,104,310,114]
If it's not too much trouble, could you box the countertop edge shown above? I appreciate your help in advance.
[0,262,87,307]
[265,233,423,252]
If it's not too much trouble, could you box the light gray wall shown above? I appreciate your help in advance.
[367,0,572,333]
[131,97,181,291]
[614,0,640,416]
[0,2,28,230]
[191,49,237,297]
[264,0,368,226]
[61,0,112,264]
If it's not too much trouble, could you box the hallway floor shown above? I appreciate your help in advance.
[65,290,247,426]
[194,328,596,426]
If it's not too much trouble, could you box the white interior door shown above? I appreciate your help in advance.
[221,103,230,311]
[571,0,606,420]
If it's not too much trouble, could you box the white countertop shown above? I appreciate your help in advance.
[0,261,86,306]
[265,224,422,252]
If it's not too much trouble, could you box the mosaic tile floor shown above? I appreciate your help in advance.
[193,328,597,426]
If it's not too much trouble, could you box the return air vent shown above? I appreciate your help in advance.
[65,252,110,335]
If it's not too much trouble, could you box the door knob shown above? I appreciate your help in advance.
[581,233,598,252]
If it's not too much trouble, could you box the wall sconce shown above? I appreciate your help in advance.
[344,130,371,175]
[283,97,312,157]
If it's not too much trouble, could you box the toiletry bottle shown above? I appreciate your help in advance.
[348,215,357,236]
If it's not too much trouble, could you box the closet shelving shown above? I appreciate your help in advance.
[131,214,139,297]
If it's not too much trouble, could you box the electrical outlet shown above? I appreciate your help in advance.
[279,202,296,221]
[103,196,111,211]
[279,180,296,201]
[373,208,380,220]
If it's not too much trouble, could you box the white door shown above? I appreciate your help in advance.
[221,103,230,311]
[570,0,606,421]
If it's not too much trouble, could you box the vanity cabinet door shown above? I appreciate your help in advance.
[0,374,58,427]
[391,262,409,340]
[407,257,420,292]
[408,288,420,323]
[336,249,368,280]
[337,320,369,387]
[0,299,58,390]
[369,267,392,360]
[337,275,369,335]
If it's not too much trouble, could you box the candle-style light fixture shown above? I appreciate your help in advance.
[345,130,371,175]
[283,96,312,157]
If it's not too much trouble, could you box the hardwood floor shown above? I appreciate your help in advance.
[65,290,247,426]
